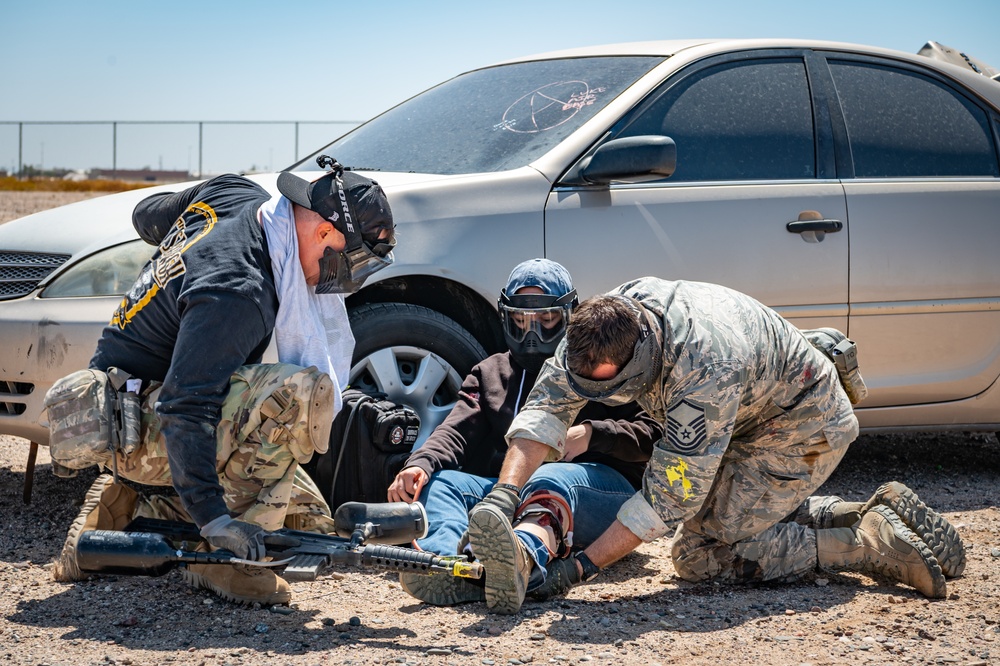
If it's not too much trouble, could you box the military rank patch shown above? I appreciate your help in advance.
[665,400,707,454]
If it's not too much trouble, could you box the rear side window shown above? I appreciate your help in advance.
[618,59,815,181]
[828,61,999,178]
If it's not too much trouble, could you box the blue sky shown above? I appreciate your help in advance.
[3,0,997,175]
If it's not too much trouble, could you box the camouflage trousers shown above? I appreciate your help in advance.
[670,402,854,584]
[107,363,336,534]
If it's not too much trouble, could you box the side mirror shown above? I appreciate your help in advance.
[573,135,677,185]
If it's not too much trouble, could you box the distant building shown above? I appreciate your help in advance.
[89,168,192,183]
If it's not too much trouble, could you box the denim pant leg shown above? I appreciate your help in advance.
[416,470,495,555]
[518,462,635,589]
[522,462,636,548]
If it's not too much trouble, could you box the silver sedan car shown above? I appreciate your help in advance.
[2,38,999,450]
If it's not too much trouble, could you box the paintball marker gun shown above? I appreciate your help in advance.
[74,501,483,582]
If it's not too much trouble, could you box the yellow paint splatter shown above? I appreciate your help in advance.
[665,458,693,500]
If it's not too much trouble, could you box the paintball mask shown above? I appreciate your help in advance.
[277,155,395,294]
[499,289,578,372]
[566,297,662,406]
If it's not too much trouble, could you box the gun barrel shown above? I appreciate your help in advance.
[76,530,236,577]
[358,544,484,579]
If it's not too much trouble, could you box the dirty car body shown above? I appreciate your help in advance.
[1,38,999,449]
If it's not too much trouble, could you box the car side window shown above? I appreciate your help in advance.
[828,61,999,178]
[617,59,815,182]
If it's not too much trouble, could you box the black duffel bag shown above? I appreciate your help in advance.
[303,388,420,508]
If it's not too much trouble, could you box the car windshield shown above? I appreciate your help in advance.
[296,56,665,175]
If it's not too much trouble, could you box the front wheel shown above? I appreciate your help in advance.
[349,303,487,449]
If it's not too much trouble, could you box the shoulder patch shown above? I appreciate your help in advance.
[665,399,707,454]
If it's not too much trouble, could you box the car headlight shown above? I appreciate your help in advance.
[41,240,155,298]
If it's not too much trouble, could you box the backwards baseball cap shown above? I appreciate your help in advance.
[505,258,574,297]
[277,155,395,293]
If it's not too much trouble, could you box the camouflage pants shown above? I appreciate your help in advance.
[108,363,336,534]
[670,398,854,584]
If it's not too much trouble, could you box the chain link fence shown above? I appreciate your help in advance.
[0,120,362,180]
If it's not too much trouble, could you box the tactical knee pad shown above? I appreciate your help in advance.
[512,490,574,559]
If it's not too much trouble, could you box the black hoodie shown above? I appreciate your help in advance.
[90,175,276,527]
[404,351,661,489]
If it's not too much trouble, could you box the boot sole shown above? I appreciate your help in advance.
[399,572,485,606]
[468,504,525,615]
[867,505,947,599]
[865,482,966,578]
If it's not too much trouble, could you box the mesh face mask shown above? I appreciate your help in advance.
[315,239,393,294]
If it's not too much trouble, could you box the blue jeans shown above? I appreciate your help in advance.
[416,462,635,588]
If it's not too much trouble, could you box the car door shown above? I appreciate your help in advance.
[823,54,1000,408]
[545,52,849,334]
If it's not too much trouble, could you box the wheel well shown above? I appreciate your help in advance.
[346,275,506,356]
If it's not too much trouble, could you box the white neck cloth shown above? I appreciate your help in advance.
[259,194,355,415]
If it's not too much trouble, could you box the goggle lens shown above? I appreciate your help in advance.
[501,305,570,343]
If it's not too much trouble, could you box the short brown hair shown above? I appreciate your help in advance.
[566,295,642,376]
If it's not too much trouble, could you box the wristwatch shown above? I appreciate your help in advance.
[574,551,601,582]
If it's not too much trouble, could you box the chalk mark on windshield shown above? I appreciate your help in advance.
[497,81,607,134]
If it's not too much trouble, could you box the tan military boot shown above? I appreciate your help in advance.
[399,571,486,606]
[468,503,532,615]
[861,481,966,578]
[53,474,138,582]
[817,505,946,598]
[182,564,291,606]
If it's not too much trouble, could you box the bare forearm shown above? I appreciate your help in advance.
[582,519,642,569]
[497,437,553,488]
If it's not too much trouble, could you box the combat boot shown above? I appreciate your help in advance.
[817,504,946,598]
[182,564,291,606]
[53,474,138,582]
[468,503,532,615]
[399,571,486,606]
[861,481,966,577]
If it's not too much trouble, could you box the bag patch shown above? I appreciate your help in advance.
[303,388,420,507]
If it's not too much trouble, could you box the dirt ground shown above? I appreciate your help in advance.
[1,191,999,666]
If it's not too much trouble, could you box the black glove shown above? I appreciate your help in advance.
[200,515,267,561]
[529,555,582,600]
[472,485,520,522]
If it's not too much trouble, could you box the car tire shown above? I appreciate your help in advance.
[349,302,487,449]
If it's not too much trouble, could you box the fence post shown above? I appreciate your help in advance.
[198,122,203,178]
[112,122,117,180]
[18,122,22,179]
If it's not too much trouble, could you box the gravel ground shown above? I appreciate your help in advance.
[1,191,999,666]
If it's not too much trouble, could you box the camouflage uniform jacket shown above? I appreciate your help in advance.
[506,278,858,541]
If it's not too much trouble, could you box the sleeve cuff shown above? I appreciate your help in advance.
[506,409,566,462]
[617,492,672,542]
